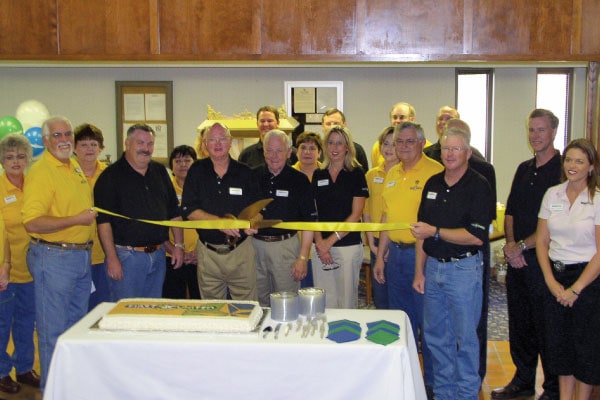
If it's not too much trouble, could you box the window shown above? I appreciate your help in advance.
[456,69,493,160]
[536,69,572,153]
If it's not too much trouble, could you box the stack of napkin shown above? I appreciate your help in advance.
[365,320,400,346]
[326,319,361,343]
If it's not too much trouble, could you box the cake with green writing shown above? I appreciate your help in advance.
[99,298,263,332]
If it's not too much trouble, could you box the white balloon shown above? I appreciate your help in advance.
[15,100,50,132]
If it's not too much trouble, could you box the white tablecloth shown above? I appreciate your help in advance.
[45,303,426,400]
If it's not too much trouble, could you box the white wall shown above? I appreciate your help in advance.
[0,64,588,203]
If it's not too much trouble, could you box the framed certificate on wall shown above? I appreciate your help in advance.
[115,81,173,164]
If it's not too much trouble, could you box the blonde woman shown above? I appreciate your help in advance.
[312,126,368,308]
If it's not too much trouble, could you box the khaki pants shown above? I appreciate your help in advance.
[196,238,257,301]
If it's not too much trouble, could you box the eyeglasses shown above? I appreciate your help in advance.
[47,131,73,139]
[441,146,467,153]
[395,139,418,146]
[205,137,229,144]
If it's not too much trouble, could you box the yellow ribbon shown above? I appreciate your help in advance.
[95,208,412,232]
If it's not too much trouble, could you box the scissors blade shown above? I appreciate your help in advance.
[251,219,282,229]
[237,198,273,220]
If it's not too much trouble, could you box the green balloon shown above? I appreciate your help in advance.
[0,116,23,138]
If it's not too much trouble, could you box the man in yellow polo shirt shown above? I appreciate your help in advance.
[373,121,443,397]
[22,116,97,391]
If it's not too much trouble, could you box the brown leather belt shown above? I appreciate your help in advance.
[31,237,93,251]
[116,244,163,253]
[254,233,296,242]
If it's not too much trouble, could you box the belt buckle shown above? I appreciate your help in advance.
[215,246,231,255]
[552,260,565,272]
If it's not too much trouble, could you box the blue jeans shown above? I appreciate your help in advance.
[424,252,482,400]
[89,262,110,311]
[370,237,389,309]
[27,242,91,390]
[0,282,35,377]
[109,247,166,301]
[386,244,433,386]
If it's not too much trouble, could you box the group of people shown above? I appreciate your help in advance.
[0,102,597,400]
[492,109,600,400]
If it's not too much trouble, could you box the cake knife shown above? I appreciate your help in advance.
[262,326,273,339]
[274,323,282,339]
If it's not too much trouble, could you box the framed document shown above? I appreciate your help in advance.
[115,81,173,164]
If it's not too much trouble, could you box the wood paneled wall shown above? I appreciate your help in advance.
[1,0,599,61]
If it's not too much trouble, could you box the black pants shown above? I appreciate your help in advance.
[477,241,490,381]
[162,257,201,299]
[505,250,558,395]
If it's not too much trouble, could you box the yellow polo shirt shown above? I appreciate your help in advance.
[167,176,198,255]
[0,174,30,282]
[0,174,31,282]
[292,161,322,182]
[22,151,94,244]
[84,159,107,265]
[382,155,443,243]
[364,163,389,239]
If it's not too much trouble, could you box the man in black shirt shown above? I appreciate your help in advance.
[425,114,497,383]
[491,109,561,400]
[182,122,260,300]
[321,108,369,172]
[95,124,184,301]
[412,125,493,400]
[252,130,316,306]
[238,105,298,168]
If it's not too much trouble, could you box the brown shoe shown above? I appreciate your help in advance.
[16,370,40,388]
[491,382,535,399]
[0,375,21,394]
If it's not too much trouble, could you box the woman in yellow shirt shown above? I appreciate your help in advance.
[0,134,40,393]
[74,124,108,311]
[292,132,323,287]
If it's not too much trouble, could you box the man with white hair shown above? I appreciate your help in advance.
[252,130,316,306]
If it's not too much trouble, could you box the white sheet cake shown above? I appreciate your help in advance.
[98,298,263,333]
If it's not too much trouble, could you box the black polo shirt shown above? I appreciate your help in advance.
[312,167,369,246]
[181,157,260,244]
[94,155,180,246]
[254,164,317,236]
[418,168,493,259]
[424,141,496,220]
[238,140,298,169]
[505,151,561,242]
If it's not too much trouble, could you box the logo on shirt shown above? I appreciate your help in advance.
[386,181,396,188]
[410,180,423,191]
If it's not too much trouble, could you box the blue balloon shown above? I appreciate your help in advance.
[24,127,45,157]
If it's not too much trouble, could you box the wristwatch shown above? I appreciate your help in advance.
[434,227,440,241]
[518,240,527,251]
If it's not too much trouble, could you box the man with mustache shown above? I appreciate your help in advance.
[22,116,97,391]
[95,124,183,301]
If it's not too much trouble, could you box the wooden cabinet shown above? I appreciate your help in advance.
[0,0,598,61]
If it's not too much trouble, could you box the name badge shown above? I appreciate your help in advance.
[317,179,329,187]
[373,177,384,184]
[426,191,437,200]
[4,195,16,204]
[386,181,395,188]
[550,203,564,211]
[229,187,243,195]
[276,190,289,197]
